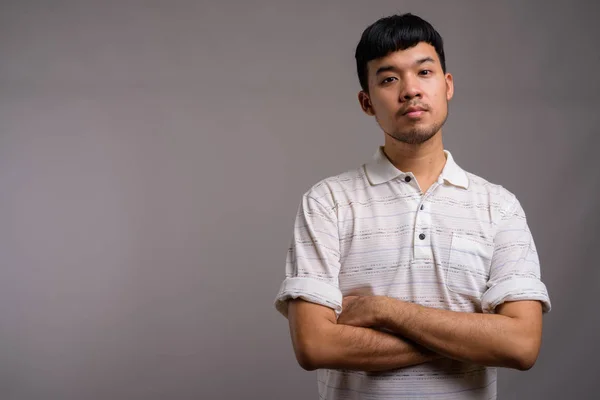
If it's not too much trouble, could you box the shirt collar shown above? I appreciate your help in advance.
[364,146,469,189]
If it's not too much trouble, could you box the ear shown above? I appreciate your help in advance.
[445,72,454,101]
[358,91,375,116]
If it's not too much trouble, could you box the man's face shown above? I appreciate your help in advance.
[359,42,454,145]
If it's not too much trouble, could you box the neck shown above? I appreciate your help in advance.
[383,131,447,189]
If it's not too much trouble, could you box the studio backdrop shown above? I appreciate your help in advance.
[1,1,598,399]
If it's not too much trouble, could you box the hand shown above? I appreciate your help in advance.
[337,295,382,328]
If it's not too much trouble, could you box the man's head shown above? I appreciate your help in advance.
[355,14,453,145]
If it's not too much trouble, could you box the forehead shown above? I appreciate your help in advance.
[367,42,440,74]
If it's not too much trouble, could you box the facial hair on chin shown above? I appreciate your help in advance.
[389,125,439,145]
[388,109,448,145]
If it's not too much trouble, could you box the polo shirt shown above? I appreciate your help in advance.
[275,146,551,399]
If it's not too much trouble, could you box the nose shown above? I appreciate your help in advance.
[399,75,422,101]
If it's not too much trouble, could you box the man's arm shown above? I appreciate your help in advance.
[279,194,444,372]
[338,296,543,370]
[335,194,550,371]
[287,299,442,372]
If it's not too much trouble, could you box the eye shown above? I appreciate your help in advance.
[419,70,432,76]
[381,77,397,84]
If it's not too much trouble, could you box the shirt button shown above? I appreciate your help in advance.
[419,233,426,240]
[404,176,412,182]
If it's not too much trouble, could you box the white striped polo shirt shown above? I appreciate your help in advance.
[275,146,551,399]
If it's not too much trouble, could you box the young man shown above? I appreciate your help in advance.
[274,13,551,399]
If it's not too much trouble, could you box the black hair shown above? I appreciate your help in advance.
[355,13,446,93]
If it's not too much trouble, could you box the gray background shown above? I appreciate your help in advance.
[1,0,598,399]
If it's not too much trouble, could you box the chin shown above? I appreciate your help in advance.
[390,130,438,145]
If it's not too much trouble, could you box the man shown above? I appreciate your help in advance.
[274,13,551,399]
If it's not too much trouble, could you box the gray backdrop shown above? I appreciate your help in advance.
[1,1,599,399]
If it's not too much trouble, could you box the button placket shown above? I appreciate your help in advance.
[414,187,435,260]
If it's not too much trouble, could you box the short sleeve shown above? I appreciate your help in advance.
[274,194,343,318]
[481,196,551,314]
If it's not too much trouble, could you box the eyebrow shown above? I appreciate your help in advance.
[375,57,436,76]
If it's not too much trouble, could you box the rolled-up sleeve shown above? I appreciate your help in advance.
[274,193,343,318]
[481,196,551,314]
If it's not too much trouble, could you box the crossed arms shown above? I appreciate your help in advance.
[287,296,543,372]
[283,193,548,373]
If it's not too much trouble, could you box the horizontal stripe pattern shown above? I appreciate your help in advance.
[275,147,551,399]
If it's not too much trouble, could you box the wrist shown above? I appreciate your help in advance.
[373,296,391,327]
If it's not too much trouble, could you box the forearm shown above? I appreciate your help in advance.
[309,323,440,372]
[376,298,538,369]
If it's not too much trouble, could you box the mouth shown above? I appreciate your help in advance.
[404,110,426,118]
[401,105,428,119]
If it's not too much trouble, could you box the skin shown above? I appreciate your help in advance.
[358,41,454,193]
[338,296,543,370]
[288,299,441,372]
[287,42,544,372]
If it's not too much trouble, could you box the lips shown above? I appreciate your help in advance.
[403,106,427,115]
[401,105,428,119]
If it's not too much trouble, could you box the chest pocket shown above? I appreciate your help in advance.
[446,233,494,297]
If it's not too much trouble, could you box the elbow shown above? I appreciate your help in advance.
[513,352,538,371]
[293,339,324,371]
[296,349,319,371]
[292,328,331,371]
[507,339,540,371]
[287,300,338,371]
